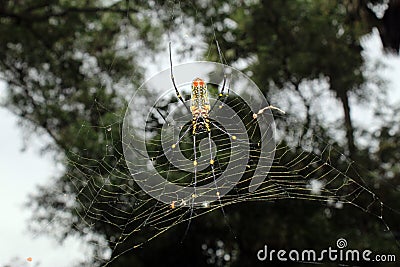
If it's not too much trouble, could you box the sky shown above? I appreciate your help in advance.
[0,31,399,267]
[0,91,89,266]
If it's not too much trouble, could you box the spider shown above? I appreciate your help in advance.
[167,42,238,200]
[151,42,283,208]
[169,42,230,135]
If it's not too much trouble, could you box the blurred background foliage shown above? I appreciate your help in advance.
[1,0,400,266]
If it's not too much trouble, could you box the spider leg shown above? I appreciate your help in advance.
[206,125,238,238]
[192,131,198,197]
[155,108,169,126]
[149,123,193,162]
[252,105,286,119]
[209,39,231,113]
[209,121,237,141]
[169,42,190,112]
[208,131,220,199]
[219,72,227,98]
[182,125,198,240]
[220,78,230,106]
[209,73,228,113]
[209,120,263,150]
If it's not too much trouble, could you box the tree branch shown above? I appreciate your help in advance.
[49,6,138,18]
[0,5,138,22]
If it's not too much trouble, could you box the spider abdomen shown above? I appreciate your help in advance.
[190,78,210,119]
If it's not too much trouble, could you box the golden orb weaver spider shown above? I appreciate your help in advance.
[166,41,239,206]
[160,42,284,209]
[169,42,230,134]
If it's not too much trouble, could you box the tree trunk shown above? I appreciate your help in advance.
[338,91,356,159]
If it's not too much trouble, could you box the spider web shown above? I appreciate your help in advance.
[61,64,400,266]
[27,1,400,266]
